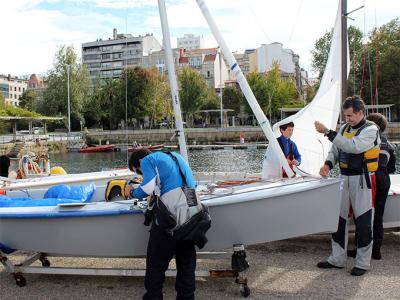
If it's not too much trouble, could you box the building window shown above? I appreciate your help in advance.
[207,71,210,77]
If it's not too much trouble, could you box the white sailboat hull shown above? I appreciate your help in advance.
[384,174,400,228]
[1,169,133,192]
[0,177,342,257]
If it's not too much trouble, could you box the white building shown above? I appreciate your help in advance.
[256,42,297,74]
[177,34,205,51]
[0,74,28,106]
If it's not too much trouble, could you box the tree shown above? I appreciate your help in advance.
[222,86,242,115]
[0,93,4,106]
[40,45,91,131]
[311,25,363,97]
[312,19,400,114]
[243,62,299,121]
[364,19,400,106]
[19,90,38,111]
[178,67,209,126]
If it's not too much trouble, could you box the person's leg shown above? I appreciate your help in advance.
[373,174,390,259]
[175,241,196,300]
[325,176,350,268]
[143,226,175,300]
[352,174,374,272]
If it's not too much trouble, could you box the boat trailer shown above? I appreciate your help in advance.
[0,244,251,297]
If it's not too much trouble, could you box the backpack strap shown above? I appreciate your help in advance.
[162,151,188,187]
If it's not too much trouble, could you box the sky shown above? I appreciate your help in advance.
[0,0,399,78]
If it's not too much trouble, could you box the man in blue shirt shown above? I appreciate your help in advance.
[277,122,301,177]
[124,148,196,300]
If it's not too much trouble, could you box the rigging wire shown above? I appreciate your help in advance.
[286,0,303,49]
[244,0,271,43]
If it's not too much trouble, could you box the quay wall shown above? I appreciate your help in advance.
[0,140,74,157]
[86,127,267,145]
[85,125,400,145]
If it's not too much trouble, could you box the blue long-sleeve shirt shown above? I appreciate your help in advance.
[277,135,301,164]
[133,151,196,199]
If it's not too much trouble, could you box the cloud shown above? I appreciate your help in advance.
[1,0,399,77]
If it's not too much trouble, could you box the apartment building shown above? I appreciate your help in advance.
[82,29,161,85]
[233,49,257,76]
[146,48,230,91]
[177,34,204,50]
[27,73,47,102]
[0,74,28,106]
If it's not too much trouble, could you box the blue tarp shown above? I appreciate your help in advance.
[0,183,96,207]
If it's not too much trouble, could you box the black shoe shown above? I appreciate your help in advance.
[347,249,356,258]
[351,267,367,276]
[317,261,343,269]
[372,249,382,260]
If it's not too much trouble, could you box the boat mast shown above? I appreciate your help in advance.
[157,0,189,162]
[195,0,294,177]
[341,0,347,116]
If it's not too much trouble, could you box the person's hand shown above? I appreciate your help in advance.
[315,121,328,134]
[124,184,134,199]
[319,164,330,177]
[292,159,300,166]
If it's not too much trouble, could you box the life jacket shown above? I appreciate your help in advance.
[338,120,380,176]
[277,137,294,178]
[105,179,128,201]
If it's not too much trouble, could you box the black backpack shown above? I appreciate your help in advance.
[155,151,211,249]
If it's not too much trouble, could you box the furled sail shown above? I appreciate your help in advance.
[262,0,350,178]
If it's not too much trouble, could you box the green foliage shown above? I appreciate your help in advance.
[19,90,38,111]
[0,93,5,106]
[311,19,400,107]
[0,106,43,118]
[84,67,172,129]
[39,45,91,130]
[243,62,299,120]
[222,86,242,115]
[202,89,220,110]
[178,67,209,123]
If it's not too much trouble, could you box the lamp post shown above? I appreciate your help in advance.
[67,64,71,134]
[219,48,223,128]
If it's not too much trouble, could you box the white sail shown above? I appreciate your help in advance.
[195,0,294,177]
[262,0,350,178]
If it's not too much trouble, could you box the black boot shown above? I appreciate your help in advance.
[350,267,367,276]
[347,249,356,258]
[372,248,382,260]
[317,261,343,269]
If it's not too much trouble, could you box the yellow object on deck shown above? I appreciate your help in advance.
[50,166,67,175]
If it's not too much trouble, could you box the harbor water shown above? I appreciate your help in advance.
[50,147,400,174]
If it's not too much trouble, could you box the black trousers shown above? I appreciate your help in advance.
[373,169,391,251]
[143,225,196,300]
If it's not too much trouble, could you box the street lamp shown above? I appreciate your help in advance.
[218,48,223,128]
[67,64,71,134]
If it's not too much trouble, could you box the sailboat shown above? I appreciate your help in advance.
[0,0,344,258]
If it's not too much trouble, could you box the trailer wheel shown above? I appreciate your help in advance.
[15,274,26,287]
[41,258,50,267]
[240,283,250,297]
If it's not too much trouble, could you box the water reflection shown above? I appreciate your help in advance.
[50,146,400,174]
